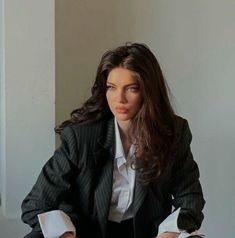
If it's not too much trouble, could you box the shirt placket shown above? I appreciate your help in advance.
[117,159,131,219]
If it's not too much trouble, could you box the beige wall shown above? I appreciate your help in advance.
[2,0,233,237]
[0,0,55,237]
[55,1,235,237]
[56,0,120,129]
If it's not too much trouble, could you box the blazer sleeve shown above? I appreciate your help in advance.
[21,126,80,232]
[170,119,205,232]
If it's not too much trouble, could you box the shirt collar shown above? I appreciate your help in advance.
[114,118,136,169]
[114,118,125,160]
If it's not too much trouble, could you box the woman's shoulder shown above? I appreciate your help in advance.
[173,114,192,145]
[61,117,114,141]
[173,114,190,131]
[174,114,188,125]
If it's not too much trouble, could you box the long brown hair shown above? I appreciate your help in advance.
[55,43,179,183]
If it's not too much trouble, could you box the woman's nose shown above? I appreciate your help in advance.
[116,90,127,103]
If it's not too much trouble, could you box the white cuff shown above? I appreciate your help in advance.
[38,210,76,238]
[157,208,181,236]
[178,230,201,238]
[157,208,203,238]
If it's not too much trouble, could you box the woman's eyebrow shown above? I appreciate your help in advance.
[106,81,116,85]
[106,82,139,87]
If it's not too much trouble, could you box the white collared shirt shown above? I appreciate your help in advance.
[108,118,136,222]
[37,118,201,238]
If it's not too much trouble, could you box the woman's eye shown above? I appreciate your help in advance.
[106,85,115,90]
[127,87,139,92]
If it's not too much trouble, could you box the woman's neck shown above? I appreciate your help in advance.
[117,120,132,156]
[116,120,130,138]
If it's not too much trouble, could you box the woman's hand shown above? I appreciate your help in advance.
[59,232,75,238]
[156,232,179,238]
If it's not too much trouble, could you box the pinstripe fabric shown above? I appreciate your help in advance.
[133,172,148,216]
[21,116,205,238]
[94,157,113,237]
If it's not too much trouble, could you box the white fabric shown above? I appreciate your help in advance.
[157,207,202,237]
[108,118,136,222]
[158,208,181,235]
[38,210,76,238]
[38,118,203,237]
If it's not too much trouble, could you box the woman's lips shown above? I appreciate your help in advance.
[115,107,128,113]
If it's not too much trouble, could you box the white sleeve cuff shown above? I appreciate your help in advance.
[157,208,203,238]
[38,210,76,238]
[157,207,181,236]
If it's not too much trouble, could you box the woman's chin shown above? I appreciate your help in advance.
[115,114,131,122]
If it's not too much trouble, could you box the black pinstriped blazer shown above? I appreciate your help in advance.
[21,116,205,238]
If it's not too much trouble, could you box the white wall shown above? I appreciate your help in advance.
[0,0,234,237]
[0,0,4,203]
[55,0,121,128]
[0,0,55,237]
[56,0,235,237]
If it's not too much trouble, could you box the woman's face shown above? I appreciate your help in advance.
[106,67,142,127]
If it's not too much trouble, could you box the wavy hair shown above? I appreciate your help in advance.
[55,43,179,183]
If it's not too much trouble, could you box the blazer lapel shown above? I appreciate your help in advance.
[94,118,114,237]
[133,170,148,216]
[93,118,149,237]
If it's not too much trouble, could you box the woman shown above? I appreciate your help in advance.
[21,43,205,238]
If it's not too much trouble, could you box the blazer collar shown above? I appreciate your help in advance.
[133,171,148,216]
[96,117,114,152]
[94,117,115,237]
[94,117,148,236]
[93,117,114,165]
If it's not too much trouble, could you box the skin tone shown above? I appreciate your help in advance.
[59,68,179,238]
[106,67,142,155]
[106,67,179,238]
[59,232,75,238]
[59,231,179,238]
[157,232,179,238]
[59,231,180,238]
